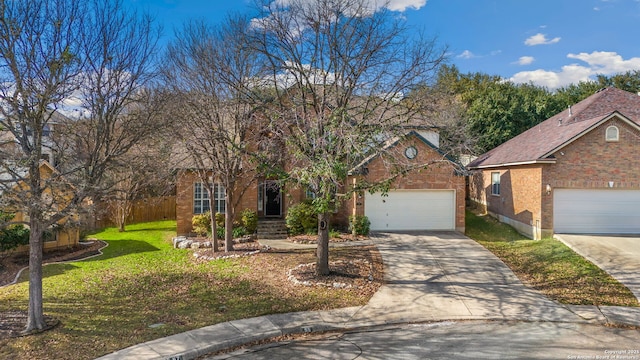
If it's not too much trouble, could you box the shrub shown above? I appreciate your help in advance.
[286,201,318,236]
[191,212,211,236]
[1,211,30,253]
[194,210,255,239]
[240,209,258,233]
[233,226,248,238]
[215,212,225,228]
[349,215,370,236]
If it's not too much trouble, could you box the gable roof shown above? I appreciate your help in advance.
[349,130,458,175]
[468,87,640,169]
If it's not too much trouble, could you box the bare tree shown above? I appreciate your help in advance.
[163,17,266,251]
[102,127,174,232]
[249,0,447,275]
[0,0,159,332]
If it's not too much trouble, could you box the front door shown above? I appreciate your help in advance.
[264,181,282,217]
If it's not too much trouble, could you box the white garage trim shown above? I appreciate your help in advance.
[365,190,455,231]
[554,189,640,234]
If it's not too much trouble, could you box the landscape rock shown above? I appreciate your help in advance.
[177,240,193,249]
[172,236,187,248]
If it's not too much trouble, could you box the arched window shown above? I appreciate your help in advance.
[605,126,619,142]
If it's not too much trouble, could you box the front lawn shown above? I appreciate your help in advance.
[466,210,639,307]
[0,221,382,359]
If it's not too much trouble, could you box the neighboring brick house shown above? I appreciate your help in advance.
[468,87,640,239]
[175,129,465,235]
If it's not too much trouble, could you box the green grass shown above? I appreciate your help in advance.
[466,210,639,307]
[0,221,375,359]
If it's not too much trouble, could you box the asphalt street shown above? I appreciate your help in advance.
[207,320,640,360]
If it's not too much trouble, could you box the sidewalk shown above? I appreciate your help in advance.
[97,232,640,360]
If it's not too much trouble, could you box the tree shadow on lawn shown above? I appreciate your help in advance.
[107,226,176,233]
[12,239,158,283]
[12,263,81,285]
[80,240,160,262]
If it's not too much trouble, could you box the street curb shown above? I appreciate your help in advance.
[95,306,640,360]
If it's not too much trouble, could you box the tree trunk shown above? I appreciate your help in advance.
[25,217,46,333]
[316,212,330,276]
[224,189,234,252]
[118,201,125,232]
[209,210,218,252]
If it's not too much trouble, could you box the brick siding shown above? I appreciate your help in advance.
[471,116,640,238]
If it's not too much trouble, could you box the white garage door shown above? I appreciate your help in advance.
[364,190,455,231]
[554,189,640,234]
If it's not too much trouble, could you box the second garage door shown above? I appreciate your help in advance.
[364,190,455,231]
[554,189,640,234]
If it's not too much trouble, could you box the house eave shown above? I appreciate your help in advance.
[468,159,556,170]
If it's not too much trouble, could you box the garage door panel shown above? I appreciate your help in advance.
[554,189,640,234]
[365,190,455,231]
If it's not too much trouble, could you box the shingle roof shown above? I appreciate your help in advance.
[468,87,640,169]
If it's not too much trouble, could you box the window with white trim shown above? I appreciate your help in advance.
[194,183,226,214]
[491,172,501,196]
[605,125,619,142]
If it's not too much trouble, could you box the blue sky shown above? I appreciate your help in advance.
[128,0,640,89]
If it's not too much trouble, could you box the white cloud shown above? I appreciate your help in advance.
[383,0,427,11]
[566,51,640,73]
[509,65,592,89]
[515,56,535,65]
[254,0,426,35]
[274,0,426,13]
[524,33,561,46]
[509,51,640,89]
[457,50,476,59]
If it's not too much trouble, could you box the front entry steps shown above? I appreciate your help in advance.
[257,219,288,240]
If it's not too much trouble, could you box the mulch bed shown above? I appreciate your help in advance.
[192,240,267,260]
[0,311,60,339]
[288,234,368,244]
[191,237,380,291]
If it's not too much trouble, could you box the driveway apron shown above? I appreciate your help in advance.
[557,234,640,302]
[351,232,578,323]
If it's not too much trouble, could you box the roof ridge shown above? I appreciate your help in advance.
[468,87,640,169]
[565,87,640,125]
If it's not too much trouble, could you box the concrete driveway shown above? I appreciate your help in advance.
[556,234,640,302]
[350,231,578,323]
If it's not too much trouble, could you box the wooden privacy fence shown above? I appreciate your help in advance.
[90,196,176,230]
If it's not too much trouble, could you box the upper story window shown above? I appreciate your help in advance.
[491,172,501,196]
[605,125,619,142]
[305,188,317,199]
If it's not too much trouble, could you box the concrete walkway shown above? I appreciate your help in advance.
[556,234,640,302]
[96,232,640,360]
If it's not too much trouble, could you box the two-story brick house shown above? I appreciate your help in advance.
[175,127,466,236]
